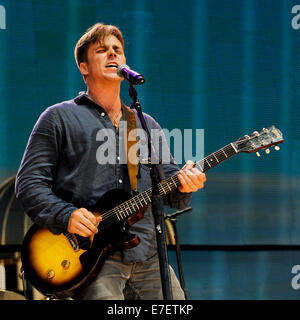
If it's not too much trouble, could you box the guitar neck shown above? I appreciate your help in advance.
[194,143,237,173]
[106,143,238,224]
[158,142,237,193]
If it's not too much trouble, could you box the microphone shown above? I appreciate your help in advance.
[117,64,145,85]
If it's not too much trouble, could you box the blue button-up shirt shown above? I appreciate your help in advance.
[15,92,192,262]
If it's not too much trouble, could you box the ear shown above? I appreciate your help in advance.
[79,62,89,76]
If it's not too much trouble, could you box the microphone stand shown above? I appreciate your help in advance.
[128,84,173,300]
[165,206,193,300]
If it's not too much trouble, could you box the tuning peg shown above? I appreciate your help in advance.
[265,148,270,154]
[256,152,261,157]
[274,146,280,151]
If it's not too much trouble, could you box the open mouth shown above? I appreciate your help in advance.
[106,63,118,68]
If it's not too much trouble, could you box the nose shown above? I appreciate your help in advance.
[107,47,116,57]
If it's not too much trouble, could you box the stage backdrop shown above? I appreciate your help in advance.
[0,0,300,299]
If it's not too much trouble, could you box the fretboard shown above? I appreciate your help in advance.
[100,143,237,229]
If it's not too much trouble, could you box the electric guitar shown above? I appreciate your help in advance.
[21,126,284,298]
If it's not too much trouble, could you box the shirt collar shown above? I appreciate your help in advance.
[74,91,94,105]
[74,91,128,114]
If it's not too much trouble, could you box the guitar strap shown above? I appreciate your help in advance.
[121,102,138,193]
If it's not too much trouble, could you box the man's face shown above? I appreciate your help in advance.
[80,35,126,84]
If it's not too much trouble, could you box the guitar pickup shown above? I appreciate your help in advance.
[65,233,80,251]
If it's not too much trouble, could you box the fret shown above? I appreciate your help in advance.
[157,178,180,196]
[230,142,238,153]
[224,145,236,158]
[224,144,236,157]
[129,199,137,211]
[117,205,127,219]
[145,190,152,202]
[115,209,121,220]
[158,185,167,195]
[145,189,152,203]
[122,204,131,217]
[201,159,211,172]
[140,193,148,206]
[197,159,204,169]
[204,158,212,168]
[195,161,204,172]
[135,196,143,208]
[222,148,228,158]
[170,176,177,188]
[112,207,119,220]
[205,155,218,168]
[129,200,137,212]
[167,182,173,192]
[161,183,169,194]
[215,149,227,162]
[172,176,180,188]
[118,209,125,220]
[213,153,219,163]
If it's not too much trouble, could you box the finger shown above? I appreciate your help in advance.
[71,209,99,234]
[183,168,206,189]
[79,208,102,230]
[190,168,206,185]
[68,218,93,237]
[188,171,205,190]
[79,208,99,226]
[79,215,99,234]
[182,160,195,171]
[178,172,198,192]
[95,215,103,223]
[73,224,94,237]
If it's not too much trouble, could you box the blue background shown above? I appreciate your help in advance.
[0,0,300,299]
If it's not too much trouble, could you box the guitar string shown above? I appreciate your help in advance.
[99,144,236,228]
[98,182,175,230]
[75,133,276,247]
[98,176,180,231]
[98,145,236,230]
[73,144,239,245]
[72,139,258,245]
[97,144,237,230]
[76,138,265,244]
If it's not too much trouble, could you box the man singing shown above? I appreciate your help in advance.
[16,23,206,300]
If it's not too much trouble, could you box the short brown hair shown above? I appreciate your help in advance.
[74,22,124,68]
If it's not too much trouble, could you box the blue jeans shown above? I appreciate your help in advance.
[75,251,185,300]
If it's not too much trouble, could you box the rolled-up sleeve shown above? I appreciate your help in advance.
[15,107,77,234]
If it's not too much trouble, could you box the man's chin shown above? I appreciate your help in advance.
[105,74,124,83]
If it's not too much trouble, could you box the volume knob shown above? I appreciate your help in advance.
[46,269,55,279]
[61,259,71,270]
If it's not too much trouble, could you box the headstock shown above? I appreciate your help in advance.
[234,126,284,155]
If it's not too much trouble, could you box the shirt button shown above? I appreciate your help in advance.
[119,179,123,184]
[101,112,105,117]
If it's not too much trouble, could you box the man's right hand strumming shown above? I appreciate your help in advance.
[68,208,102,237]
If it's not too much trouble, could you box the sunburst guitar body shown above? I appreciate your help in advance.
[25,228,85,287]
[21,189,144,298]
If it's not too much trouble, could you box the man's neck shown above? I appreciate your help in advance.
[86,81,122,114]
